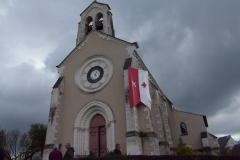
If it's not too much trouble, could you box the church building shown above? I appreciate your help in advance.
[43,1,219,159]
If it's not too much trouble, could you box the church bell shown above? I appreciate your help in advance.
[86,24,93,34]
[96,20,103,30]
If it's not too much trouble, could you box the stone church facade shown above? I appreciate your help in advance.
[43,1,218,159]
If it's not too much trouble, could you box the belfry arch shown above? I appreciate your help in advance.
[73,101,115,156]
[85,16,93,35]
[76,2,115,45]
[95,12,104,31]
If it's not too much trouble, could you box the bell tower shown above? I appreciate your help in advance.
[76,1,115,45]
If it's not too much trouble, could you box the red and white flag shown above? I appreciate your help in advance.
[128,67,152,109]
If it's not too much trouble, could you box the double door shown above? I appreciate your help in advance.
[89,114,107,157]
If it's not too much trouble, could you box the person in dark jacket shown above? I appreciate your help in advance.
[49,144,62,160]
[63,143,75,159]
[113,143,122,155]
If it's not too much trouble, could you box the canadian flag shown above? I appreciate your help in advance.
[128,67,152,109]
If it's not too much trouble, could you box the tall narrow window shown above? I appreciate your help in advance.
[180,122,188,135]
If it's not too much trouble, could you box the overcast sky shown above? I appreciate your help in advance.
[0,0,240,140]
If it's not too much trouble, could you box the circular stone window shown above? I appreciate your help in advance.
[75,56,114,93]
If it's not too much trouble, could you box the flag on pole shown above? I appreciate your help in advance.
[128,67,152,109]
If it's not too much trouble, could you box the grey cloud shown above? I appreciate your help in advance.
[110,0,240,135]
[0,0,240,137]
[0,63,56,132]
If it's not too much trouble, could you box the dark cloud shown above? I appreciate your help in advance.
[0,0,240,138]
[110,0,240,136]
[0,63,56,132]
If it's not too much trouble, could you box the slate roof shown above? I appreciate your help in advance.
[203,115,208,127]
[123,58,132,70]
[53,77,64,88]
[208,132,218,138]
[218,135,231,148]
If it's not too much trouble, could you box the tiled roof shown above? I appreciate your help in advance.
[53,77,64,89]
[218,135,231,148]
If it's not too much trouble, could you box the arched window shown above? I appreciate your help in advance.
[85,16,93,34]
[95,13,103,31]
[180,122,188,135]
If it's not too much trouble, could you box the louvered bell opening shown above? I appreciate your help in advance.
[96,21,103,30]
[85,24,93,34]
[85,16,93,35]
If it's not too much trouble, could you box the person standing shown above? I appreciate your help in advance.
[113,143,122,155]
[49,144,62,160]
[63,143,75,159]
[32,147,42,160]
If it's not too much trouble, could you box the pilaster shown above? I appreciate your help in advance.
[43,78,64,160]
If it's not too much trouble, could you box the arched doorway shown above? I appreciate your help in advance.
[74,101,115,156]
[90,114,107,157]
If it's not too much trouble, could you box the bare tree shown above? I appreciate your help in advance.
[18,133,31,159]
[5,130,21,159]
[0,123,46,160]
[0,126,6,148]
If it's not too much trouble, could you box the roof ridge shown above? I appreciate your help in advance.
[80,1,111,16]
[173,109,205,116]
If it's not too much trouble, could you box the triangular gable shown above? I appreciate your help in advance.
[56,30,169,104]
[218,135,231,148]
[80,1,111,16]
[56,30,138,68]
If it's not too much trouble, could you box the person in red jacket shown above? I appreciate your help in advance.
[49,144,63,160]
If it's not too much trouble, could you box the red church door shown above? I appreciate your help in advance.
[89,114,107,157]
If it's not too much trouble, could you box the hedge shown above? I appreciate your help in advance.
[74,155,240,160]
